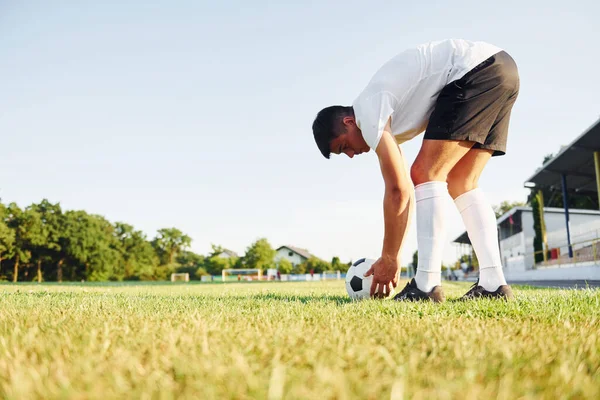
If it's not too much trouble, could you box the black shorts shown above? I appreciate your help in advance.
[424,50,520,156]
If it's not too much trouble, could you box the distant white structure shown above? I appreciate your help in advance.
[266,268,279,280]
[454,206,600,273]
[322,270,342,280]
[222,268,262,282]
[218,249,239,259]
[274,245,315,266]
[171,273,189,282]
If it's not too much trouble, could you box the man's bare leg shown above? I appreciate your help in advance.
[447,148,492,199]
[449,149,512,297]
[408,140,473,293]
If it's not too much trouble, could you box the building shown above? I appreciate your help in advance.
[274,245,315,266]
[218,249,239,259]
[453,206,600,273]
[524,117,600,256]
[453,118,600,281]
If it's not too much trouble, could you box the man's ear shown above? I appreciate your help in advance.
[342,116,355,126]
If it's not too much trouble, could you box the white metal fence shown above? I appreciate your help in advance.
[528,219,600,268]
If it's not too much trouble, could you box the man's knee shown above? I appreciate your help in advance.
[447,169,478,198]
[410,163,424,185]
[410,160,448,186]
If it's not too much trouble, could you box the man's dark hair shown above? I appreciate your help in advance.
[312,105,354,159]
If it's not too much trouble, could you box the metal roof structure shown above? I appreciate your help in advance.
[524,118,600,195]
[518,117,600,259]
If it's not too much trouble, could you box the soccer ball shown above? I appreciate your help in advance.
[345,258,395,300]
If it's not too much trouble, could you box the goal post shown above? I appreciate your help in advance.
[321,270,341,280]
[222,269,262,282]
[170,273,190,282]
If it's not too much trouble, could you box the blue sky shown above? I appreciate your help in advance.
[1,0,599,266]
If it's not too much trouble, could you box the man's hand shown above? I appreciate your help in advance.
[364,256,400,298]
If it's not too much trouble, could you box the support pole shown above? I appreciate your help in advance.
[561,174,573,258]
[594,151,600,210]
[537,190,548,262]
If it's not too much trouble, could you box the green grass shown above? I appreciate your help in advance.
[1,281,599,400]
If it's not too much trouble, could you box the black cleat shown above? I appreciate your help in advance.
[393,278,445,303]
[461,280,514,300]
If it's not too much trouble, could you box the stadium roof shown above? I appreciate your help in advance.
[524,118,600,195]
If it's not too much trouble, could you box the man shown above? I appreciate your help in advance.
[312,39,519,302]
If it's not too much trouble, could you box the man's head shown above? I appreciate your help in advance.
[312,105,370,159]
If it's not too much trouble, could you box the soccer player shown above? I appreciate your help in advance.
[312,39,519,302]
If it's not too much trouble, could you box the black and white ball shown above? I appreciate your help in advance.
[345,258,395,300]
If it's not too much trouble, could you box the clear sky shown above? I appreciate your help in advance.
[1,0,599,266]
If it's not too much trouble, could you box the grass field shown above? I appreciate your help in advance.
[1,280,599,400]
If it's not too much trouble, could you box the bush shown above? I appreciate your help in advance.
[176,265,200,280]
[277,259,293,274]
[195,267,210,279]
[292,262,306,274]
[153,264,177,281]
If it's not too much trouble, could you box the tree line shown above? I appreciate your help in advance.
[0,199,349,282]
[5,188,565,282]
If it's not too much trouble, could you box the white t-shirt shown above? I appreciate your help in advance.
[352,39,503,150]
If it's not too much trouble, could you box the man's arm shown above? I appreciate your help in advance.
[377,121,413,261]
[364,118,414,297]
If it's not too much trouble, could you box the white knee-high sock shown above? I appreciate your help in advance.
[415,181,449,292]
[454,188,507,291]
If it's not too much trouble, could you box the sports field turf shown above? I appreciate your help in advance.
[1,281,599,399]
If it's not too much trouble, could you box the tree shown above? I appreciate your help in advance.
[204,255,230,276]
[114,222,158,280]
[195,267,210,279]
[26,212,49,283]
[202,244,237,275]
[412,250,418,272]
[302,256,331,274]
[176,250,205,268]
[542,153,555,165]
[530,192,545,264]
[58,211,123,281]
[454,253,478,271]
[86,215,122,281]
[152,228,192,265]
[493,201,526,219]
[242,238,275,271]
[0,223,14,277]
[0,203,15,278]
[276,258,293,274]
[28,200,65,282]
[291,262,306,274]
[61,211,95,280]
[174,250,205,280]
[331,256,342,271]
[470,249,479,270]
[5,204,44,282]
[207,244,225,258]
